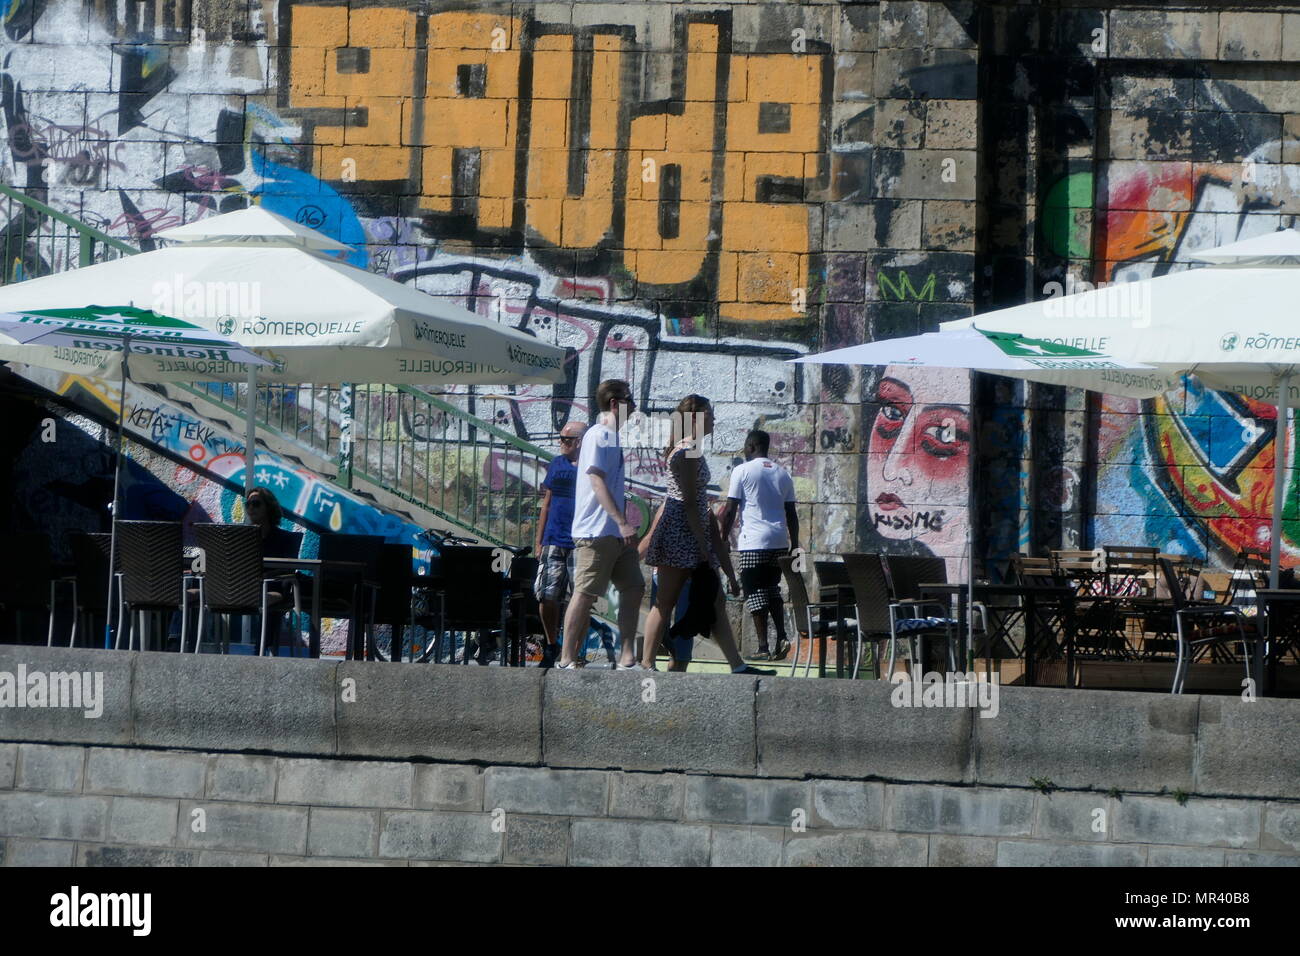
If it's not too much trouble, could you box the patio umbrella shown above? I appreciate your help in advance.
[940,227,1300,586]
[791,328,1157,665]
[0,206,567,491]
[0,305,272,639]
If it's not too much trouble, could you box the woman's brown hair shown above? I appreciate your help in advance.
[663,394,712,460]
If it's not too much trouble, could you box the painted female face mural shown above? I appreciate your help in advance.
[863,365,972,577]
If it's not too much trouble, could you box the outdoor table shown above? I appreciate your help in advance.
[919,582,1076,686]
[264,557,368,658]
[1251,589,1300,696]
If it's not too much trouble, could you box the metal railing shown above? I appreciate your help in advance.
[0,183,655,549]
[0,183,137,280]
[183,380,658,550]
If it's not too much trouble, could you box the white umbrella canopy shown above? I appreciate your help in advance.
[0,242,565,386]
[791,327,1158,384]
[157,206,354,253]
[0,206,566,494]
[940,227,1300,584]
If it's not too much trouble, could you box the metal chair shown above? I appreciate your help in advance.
[416,545,508,665]
[370,543,418,662]
[62,533,115,648]
[883,555,961,678]
[1160,557,1262,694]
[298,533,385,659]
[839,552,893,680]
[116,521,185,651]
[774,557,851,678]
[503,555,542,667]
[0,532,64,646]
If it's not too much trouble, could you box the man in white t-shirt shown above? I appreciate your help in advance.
[557,379,646,669]
[719,429,799,660]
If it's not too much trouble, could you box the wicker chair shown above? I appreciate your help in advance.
[116,521,185,651]
[839,552,893,680]
[188,524,293,655]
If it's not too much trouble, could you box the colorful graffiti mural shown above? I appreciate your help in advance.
[1074,69,1300,566]
[0,0,988,572]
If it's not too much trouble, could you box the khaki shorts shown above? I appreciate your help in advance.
[573,536,646,599]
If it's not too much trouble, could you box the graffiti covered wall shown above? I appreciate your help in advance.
[0,0,980,573]
[985,6,1300,570]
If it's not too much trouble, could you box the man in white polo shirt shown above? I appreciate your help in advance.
[558,379,646,669]
[720,429,799,660]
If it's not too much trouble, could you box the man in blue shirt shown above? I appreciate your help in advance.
[534,421,586,668]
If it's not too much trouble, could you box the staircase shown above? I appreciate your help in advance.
[0,181,659,551]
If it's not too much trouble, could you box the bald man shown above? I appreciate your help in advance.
[534,422,588,668]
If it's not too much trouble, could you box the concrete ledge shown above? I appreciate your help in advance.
[336,662,543,765]
[132,652,338,755]
[972,686,1197,793]
[756,678,972,782]
[0,645,133,745]
[543,670,756,775]
[0,647,1298,809]
[1195,696,1300,798]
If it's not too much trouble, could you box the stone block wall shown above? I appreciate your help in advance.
[1,646,1297,866]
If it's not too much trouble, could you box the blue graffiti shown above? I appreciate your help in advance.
[250,150,368,269]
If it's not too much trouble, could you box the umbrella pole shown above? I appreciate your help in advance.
[966,370,976,673]
[244,365,257,494]
[1271,370,1294,589]
[106,334,131,648]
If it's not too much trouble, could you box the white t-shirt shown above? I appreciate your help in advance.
[728,457,795,550]
[570,420,626,539]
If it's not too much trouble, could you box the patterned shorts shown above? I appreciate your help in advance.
[533,545,576,603]
[737,549,784,614]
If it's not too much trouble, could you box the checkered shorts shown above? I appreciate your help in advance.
[737,549,784,614]
[533,545,576,603]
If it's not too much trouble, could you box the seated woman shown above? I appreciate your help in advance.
[245,486,303,654]
[246,486,302,559]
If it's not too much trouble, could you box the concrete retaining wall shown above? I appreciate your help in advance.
[1,646,1297,866]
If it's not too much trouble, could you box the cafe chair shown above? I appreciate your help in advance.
[779,556,834,678]
[839,552,895,680]
[883,555,967,679]
[1159,558,1263,694]
[296,533,386,660]
[415,545,508,665]
[502,555,542,668]
[117,521,185,652]
[0,532,63,646]
[369,543,419,662]
[187,524,294,655]
[62,533,116,648]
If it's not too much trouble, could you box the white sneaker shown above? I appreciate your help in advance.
[618,662,657,671]
[555,660,583,670]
